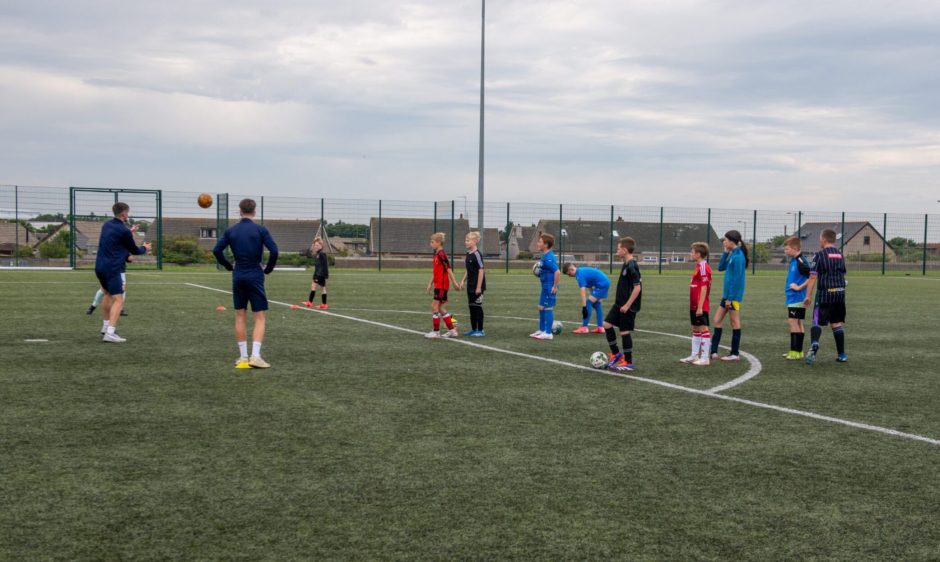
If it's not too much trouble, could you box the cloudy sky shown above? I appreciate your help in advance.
[2,0,939,214]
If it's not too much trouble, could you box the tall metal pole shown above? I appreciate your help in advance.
[476,0,485,246]
[14,185,19,266]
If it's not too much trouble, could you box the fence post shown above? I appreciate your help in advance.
[559,204,564,260]
[882,213,887,276]
[260,196,264,224]
[14,185,18,266]
[320,198,324,226]
[378,200,382,272]
[450,200,455,260]
[840,211,845,253]
[505,202,510,274]
[923,214,928,276]
[658,206,664,274]
[156,190,163,270]
[752,209,757,275]
[433,201,437,234]
[797,211,802,239]
[609,205,614,274]
[69,187,76,269]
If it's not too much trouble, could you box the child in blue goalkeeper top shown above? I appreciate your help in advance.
[783,236,811,360]
[604,237,642,371]
[562,263,608,334]
[709,229,749,361]
[802,228,848,365]
[530,233,560,340]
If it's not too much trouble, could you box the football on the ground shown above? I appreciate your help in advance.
[590,351,608,369]
[532,262,542,277]
[551,320,563,335]
[197,192,213,209]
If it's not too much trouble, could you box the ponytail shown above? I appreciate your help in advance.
[740,242,750,268]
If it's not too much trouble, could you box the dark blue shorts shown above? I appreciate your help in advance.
[95,270,124,295]
[233,274,268,311]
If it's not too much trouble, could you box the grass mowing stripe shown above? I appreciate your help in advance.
[186,282,940,448]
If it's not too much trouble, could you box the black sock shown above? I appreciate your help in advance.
[711,328,723,354]
[811,326,822,349]
[731,329,742,356]
[789,332,796,352]
[469,308,478,330]
[478,308,484,331]
[322,293,327,304]
[309,290,316,302]
[605,328,619,354]
[833,327,845,354]
[796,332,805,352]
[622,333,633,363]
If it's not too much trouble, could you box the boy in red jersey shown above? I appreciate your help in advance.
[425,232,460,338]
[680,242,712,366]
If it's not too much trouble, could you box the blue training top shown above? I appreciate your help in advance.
[95,218,147,275]
[575,266,610,290]
[717,247,746,301]
[213,218,279,275]
[785,254,810,305]
[539,250,558,289]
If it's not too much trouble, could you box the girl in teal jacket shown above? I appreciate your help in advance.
[710,230,749,360]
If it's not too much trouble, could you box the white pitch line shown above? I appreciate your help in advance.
[318,306,763,394]
[184,283,940,447]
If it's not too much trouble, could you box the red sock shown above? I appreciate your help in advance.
[443,314,454,330]
[433,314,441,330]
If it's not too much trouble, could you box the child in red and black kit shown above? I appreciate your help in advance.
[425,232,460,338]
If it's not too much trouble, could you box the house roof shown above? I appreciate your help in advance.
[0,221,34,247]
[796,222,885,253]
[368,217,471,254]
[162,217,329,253]
[528,219,721,254]
[72,221,106,250]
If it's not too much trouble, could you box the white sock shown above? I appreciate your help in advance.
[701,336,711,358]
[106,326,115,335]
[691,334,701,357]
[238,341,248,358]
[252,342,262,357]
[102,320,110,331]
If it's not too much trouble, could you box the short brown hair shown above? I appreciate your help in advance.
[820,229,837,243]
[539,233,555,248]
[562,263,575,274]
[784,236,801,249]
[691,242,709,259]
[112,202,129,216]
[239,198,256,215]
[618,236,636,253]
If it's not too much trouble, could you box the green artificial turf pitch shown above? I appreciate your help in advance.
[2,269,940,560]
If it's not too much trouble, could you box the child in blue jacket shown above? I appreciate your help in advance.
[709,229,749,361]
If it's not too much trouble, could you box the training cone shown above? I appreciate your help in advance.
[235,362,252,369]
[291,304,300,309]
[216,305,226,311]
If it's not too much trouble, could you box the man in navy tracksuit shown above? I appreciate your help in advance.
[95,202,151,343]
[213,198,279,369]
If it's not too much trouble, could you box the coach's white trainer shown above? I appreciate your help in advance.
[248,355,270,368]
[534,332,554,340]
[720,354,741,362]
[102,332,126,343]
[424,331,441,338]
[679,355,697,363]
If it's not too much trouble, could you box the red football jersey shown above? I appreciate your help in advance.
[689,261,711,311]
[433,249,451,290]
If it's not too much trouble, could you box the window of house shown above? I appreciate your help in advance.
[863,235,871,245]
[199,227,217,239]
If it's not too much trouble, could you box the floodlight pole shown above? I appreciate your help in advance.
[476,0,485,245]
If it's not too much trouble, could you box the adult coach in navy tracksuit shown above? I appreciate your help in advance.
[95,202,151,343]
[213,198,279,369]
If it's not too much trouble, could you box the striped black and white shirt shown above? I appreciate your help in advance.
[810,246,846,304]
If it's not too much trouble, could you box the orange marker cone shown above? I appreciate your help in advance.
[216,305,226,311]
[290,304,300,309]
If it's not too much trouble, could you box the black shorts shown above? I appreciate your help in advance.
[313,275,327,287]
[690,310,709,327]
[605,305,636,332]
[232,274,268,312]
[467,289,484,307]
[787,307,806,320]
[433,288,448,303]
[815,302,846,326]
